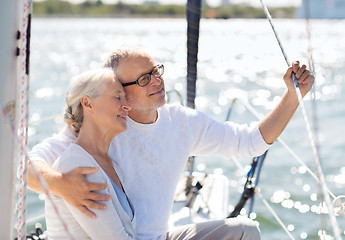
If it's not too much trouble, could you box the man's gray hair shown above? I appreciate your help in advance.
[103,48,144,73]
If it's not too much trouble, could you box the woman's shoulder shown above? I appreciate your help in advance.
[53,143,98,173]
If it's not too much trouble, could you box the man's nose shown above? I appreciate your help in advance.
[149,74,162,86]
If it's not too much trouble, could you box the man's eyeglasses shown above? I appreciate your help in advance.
[122,64,164,87]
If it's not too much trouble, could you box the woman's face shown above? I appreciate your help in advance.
[91,76,130,134]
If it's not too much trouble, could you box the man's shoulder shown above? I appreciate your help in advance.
[160,103,183,111]
[49,125,77,143]
[160,103,198,116]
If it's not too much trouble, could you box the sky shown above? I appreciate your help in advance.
[66,0,303,7]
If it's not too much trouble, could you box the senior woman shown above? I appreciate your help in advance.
[44,68,135,239]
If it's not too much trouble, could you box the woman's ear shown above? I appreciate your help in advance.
[80,96,93,113]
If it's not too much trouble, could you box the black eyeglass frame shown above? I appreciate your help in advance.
[121,64,164,87]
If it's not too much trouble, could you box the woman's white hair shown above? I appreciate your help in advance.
[64,68,115,135]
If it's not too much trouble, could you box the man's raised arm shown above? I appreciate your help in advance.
[27,126,110,218]
[258,61,314,144]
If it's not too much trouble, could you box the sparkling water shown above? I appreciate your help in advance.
[24,18,345,239]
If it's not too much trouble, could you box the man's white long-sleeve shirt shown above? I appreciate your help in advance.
[30,104,270,240]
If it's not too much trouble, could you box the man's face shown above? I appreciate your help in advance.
[116,52,166,114]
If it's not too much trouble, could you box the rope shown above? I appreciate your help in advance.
[226,99,268,218]
[258,193,296,240]
[1,105,76,240]
[228,151,267,218]
[302,0,327,234]
[303,0,319,157]
[237,99,337,199]
[26,213,45,225]
[226,99,336,239]
[226,100,292,239]
[231,156,295,240]
[247,152,266,216]
[16,0,33,238]
[258,2,341,238]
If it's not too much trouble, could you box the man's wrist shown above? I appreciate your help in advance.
[39,166,63,197]
[284,90,299,107]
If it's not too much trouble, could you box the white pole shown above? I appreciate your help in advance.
[0,0,19,239]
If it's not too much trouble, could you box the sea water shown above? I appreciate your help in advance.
[23,18,345,239]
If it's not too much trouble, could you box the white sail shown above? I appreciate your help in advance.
[0,0,20,239]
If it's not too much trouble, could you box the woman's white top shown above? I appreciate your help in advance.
[45,143,136,240]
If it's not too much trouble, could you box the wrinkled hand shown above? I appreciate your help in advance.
[283,61,315,98]
[56,167,111,218]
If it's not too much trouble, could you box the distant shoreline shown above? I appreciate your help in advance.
[32,1,296,19]
[32,15,185,19]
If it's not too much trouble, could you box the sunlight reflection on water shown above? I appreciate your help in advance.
[26,18,345,239]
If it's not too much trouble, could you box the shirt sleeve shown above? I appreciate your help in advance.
[54,151,136,240]
[29,125,76,165]
[186,108,270,159]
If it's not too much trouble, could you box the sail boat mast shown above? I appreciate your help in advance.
[185,0,201,197]
[0,0,20,238]
[186,0,201,109]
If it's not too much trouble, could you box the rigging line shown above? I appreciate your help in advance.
[226,97,314,219]
[226,99,267,219]
[238,98,336,200]
[16,0,33,238]
[303,0,319,151]
[1,105,76,240]
[247,152,266,216]
[226,99,273,222]
[303,0,326,235]
[303,0,315,74]
[302,22,326,231]
[26,213,45,225]
[258,1,341,239]
[228,152,267,218]
[258,192,296,240]
[231,157,295,240]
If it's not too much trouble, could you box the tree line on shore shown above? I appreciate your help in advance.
[33,0,296,18]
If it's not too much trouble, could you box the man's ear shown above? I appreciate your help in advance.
[80,96,93,113]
